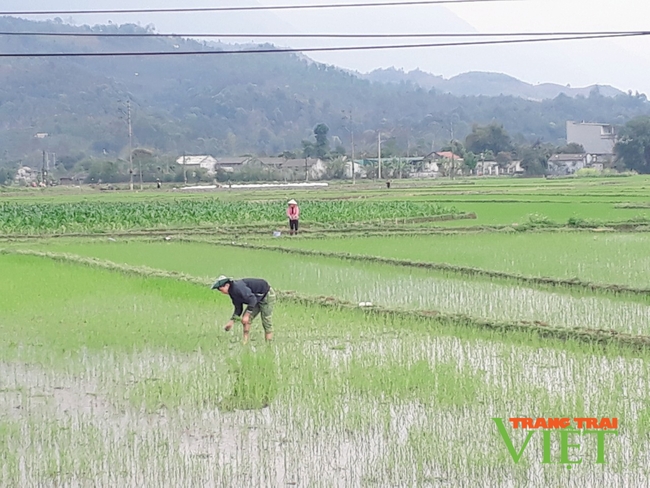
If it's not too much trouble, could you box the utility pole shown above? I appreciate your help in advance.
[139,158,143,190]
[128,100,134,191]
[41,150,47,186]
[343,109,356,185]
[183,152,187,185]
[305,156,309,182]
[351,124,356,185]
[449,121,455,180]
[377,132,382,180]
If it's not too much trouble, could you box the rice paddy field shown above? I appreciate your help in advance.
[252,232,650,288]
[2,175,650,487]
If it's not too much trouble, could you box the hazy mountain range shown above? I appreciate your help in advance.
[363,69,624,100]
[0,15,649,167]
[4,0,647,96]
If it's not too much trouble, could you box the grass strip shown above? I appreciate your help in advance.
[615,202,650,209]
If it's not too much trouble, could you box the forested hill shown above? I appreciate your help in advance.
[1,16,649,166]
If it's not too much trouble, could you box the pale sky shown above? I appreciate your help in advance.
[7,0,650,94]
[448,0,649,32]
[446,0,650,90]
[258,0,650,94]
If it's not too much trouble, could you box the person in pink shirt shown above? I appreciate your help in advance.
[286,199,300,235]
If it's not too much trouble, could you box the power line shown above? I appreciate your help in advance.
[0,0,523,16]
[0,30,646,39]
[0,32,645,57]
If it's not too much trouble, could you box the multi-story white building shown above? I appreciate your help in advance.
[566,121,616,155]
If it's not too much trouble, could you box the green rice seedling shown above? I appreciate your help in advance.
[3,251,650,486]
[219,348,278,412]
[252,231,650,289]
[126,362,226,413]
[29,241,650,336]
[0,420,21,482]
[346,357,486,408]
[184,237,650,297]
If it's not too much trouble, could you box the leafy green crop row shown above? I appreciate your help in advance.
[0,200,456,234]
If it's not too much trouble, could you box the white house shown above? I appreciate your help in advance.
[345,159,365,179]
[276,158,327,180]
[409,158,439,178]
[408,152,465,178]
[175,155,218,175]
[506,160,524,175]
[475,160,500,176]
[213,157,249,173]
[15,166,38,184]
[547,154,588,175]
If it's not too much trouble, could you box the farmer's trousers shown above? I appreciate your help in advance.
[248,288,276,333]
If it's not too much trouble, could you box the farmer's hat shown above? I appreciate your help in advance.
[288,199,297,205]
[211,275,232,290]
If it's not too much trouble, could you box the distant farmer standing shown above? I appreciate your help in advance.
[287,199,300,235]
[212,275,276,344]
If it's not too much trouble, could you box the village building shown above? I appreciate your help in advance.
[15,166,38,185]
[547,154,588,175]
[475,160,500,176]
[505,160,524,175]
[566,121,616,156]
[265,157,327,180]
[213,157,249,173]
[175,155,218,175]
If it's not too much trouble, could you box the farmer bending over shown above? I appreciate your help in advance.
[212,275,276,344]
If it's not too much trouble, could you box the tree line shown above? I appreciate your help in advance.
[6,116,650,187]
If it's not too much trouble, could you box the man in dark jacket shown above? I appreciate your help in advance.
[212,275,276,343]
